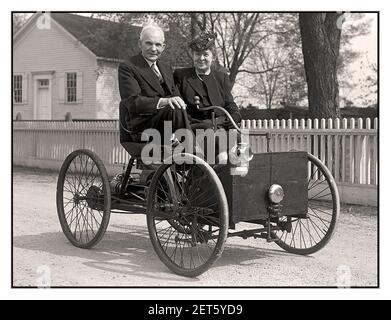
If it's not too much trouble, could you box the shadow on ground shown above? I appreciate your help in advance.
[13,224,310,284]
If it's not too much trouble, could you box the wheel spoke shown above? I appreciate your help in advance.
[308,213,327,237]
[310,193,332,201]
[308,207,330,229]
[309,185,331,201]
[307,209,332,222]
[308,175,326,190]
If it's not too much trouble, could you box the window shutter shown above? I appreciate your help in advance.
[76,71,83,104]
[58,73,65,103]
[22,73,28,104]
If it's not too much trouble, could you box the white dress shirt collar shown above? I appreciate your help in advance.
[143,57,156,68]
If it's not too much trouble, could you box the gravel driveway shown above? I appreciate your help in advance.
[12,166,378,287]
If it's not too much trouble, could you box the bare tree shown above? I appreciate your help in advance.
[250,46,285,109]
[210,13,282,84]
[13,13,30,34]
[357,58,378,107]
[87,12,373,112]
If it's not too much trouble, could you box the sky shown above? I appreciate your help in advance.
[350,13,377,64]
[341,13,377,107]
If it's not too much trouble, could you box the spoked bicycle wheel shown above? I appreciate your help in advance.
[146,153,229,277]
[56,149,111,248]
[274,153,340,255]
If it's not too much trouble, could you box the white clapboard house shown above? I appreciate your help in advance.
[13,12,141,120]
[13,12,191,120]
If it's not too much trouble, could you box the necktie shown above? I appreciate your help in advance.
[151,63,163,83]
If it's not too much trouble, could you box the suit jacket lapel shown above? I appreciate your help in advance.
[134,54,165,95]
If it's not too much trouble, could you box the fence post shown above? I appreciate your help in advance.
[326,118,333,174]
[341,118,347,182]
[334,118,340,182]
[281,119,286,151]
[293,119,299,149]
[349,118,355,183]
[33,129,37,158]
[366,118,372,184]
[320,119,326,166]
[312,119,319,171]
[365,117,371,130]
[356,118,365,184]
[306,119,312,154]
[287,119,292,150]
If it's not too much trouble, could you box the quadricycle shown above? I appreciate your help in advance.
[56,99,339,277]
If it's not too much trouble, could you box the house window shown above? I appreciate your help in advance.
[66,72,77,103]
[13,75,22,103]
[38,79,49,88]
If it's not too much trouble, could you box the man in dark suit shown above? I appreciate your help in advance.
[118,24,188,144]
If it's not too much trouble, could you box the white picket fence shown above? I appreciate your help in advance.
[13,118,378,205]
[242,117,378,186]
[13,120,129,170]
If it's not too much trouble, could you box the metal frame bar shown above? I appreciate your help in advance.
[119,157,135,197]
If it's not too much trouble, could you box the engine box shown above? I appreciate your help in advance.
[217,151,308,224]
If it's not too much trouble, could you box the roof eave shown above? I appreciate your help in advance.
[13,12,40,43]
[97,56,124,63]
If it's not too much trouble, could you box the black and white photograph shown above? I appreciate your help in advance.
[7,6,382,298]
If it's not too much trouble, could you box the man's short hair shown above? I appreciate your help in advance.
[139,23,165,41]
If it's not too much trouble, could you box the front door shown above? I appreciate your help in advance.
[34,76,52,119]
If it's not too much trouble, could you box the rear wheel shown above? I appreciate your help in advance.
[56,149,111,248]
[147,153,229,277]
[274,153,340,255]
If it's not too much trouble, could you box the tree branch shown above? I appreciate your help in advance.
[237,66,284,75]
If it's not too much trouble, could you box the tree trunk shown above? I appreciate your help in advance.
[190,13,205,38]
[299,13,343,118]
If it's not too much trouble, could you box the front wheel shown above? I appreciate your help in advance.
[56,149,111,248]
[146,153,229,277]
[274,153,340,255]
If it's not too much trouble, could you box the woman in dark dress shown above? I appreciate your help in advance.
[174,32,242,163]
[173,32,241,130]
